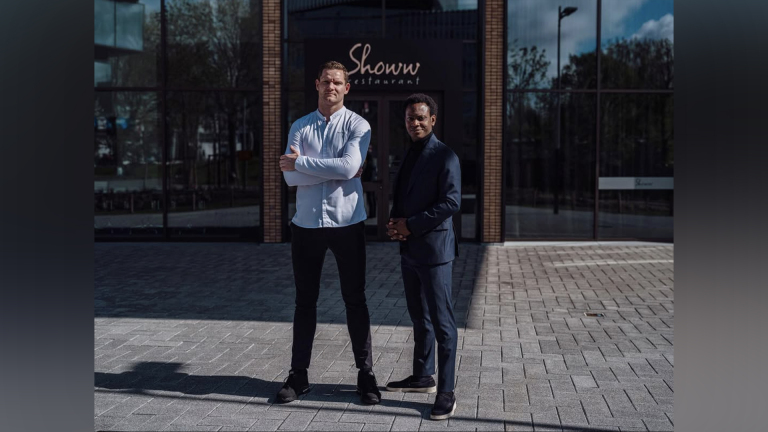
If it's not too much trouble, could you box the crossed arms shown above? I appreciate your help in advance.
[281,122,371,186]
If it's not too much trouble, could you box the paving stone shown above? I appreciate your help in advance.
[361,423,391,431]
[276,412,316,430]
[198,415,257,428]
[163,425,221,431]
[503,412,532,431]
[248,419,286,431]
[391,415,423,431]
[307,421,365,431]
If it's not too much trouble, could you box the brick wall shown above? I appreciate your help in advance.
[262,0,282,242]
[483,0,503,242]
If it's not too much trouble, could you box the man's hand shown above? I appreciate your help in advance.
[353,165,364,178]
[387,218,410,241]
[279,145,300,171]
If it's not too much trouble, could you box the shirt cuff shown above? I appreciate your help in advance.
[294,155,306,171]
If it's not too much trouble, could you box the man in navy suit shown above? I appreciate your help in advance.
[384,93,461,420]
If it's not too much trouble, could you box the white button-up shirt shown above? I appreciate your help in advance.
[283,106,371,228]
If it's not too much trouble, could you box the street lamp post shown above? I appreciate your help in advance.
[555,6,577,215]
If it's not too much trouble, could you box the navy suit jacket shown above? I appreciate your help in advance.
[390,134,461,265]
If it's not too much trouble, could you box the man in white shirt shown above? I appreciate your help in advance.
[276,61,380,405]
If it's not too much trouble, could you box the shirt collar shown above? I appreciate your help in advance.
[315,106,347,122]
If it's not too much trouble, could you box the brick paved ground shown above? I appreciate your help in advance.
[95,242,674,431]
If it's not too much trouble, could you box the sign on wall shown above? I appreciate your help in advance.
[304,39,462,92]
[598,177,674,190]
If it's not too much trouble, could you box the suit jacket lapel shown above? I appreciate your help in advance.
[406,134,438,195]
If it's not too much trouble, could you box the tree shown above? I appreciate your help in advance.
[505,42,552,204]
[507,40,550,90]
[164,0,262,189]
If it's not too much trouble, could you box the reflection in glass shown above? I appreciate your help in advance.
[507,0,597,90]
[166,0,262,88]
[116,1,145,51]
[165,92,262,235]
[288,0,383,40]
[460,91,478,240]
[504,92,596,239]
[94,0,159,88]
[94,92,163,234]
[287,43,304,92]
[386,2,477,40]
[388,99,411,182]
[339,100,379,229]
[94,0,116,47]
[599,94,673,239]
[462,42,478,88]
[601,0,673,89]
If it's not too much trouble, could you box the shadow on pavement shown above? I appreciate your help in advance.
[95,362,619,432]
[95,361,426,413]
[94,243,487,328]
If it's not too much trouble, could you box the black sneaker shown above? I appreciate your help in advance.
[275,369,310,403]
[356,369,381,405]
[385,375,437,393]
[430,391,457,420]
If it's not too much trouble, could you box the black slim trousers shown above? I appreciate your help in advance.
[290,221,373,371]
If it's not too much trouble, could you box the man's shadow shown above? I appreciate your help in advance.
[95,361,429,415]
[95,362,621,430]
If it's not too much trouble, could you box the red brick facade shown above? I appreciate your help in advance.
[262,0,282,243]
[483,0,504,242]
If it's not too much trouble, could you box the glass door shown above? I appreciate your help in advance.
[345,98,387,239]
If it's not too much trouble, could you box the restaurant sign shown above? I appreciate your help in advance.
[304,39,462,91]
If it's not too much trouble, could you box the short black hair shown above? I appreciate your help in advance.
[403,93,438,117]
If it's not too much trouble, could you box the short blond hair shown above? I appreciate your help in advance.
[317,61,349,83]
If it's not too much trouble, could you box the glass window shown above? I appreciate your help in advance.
[460,91,478,240]
[94,0,160,88]
[598,93,673,239]
[95,0,116,47]
[287,42,304,92]
[462,42,478,88]
[288,0,383,40]
[116,1,145,51]
[94,62,112,87]
[165,92,262,237]
[504,92,596,239]
[601,0,674,89]
[95,92,163,235]
[386,1,478,39]
[507,0,598,90]
[166,0,262,88]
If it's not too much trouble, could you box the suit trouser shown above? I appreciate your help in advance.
[290,221,373,370]
[401,255,457,393]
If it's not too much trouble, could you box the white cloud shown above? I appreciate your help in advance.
[632,14,674,43]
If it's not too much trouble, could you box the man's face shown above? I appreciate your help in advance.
[405,103,436,141]
[316,69,350,105]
